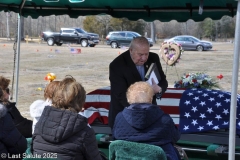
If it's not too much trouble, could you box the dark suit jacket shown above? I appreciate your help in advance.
[108,50,168,128]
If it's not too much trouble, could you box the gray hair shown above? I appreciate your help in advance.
[127,82,154,104]
[129,37,149,50]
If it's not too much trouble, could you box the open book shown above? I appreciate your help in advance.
[145,63,161,85]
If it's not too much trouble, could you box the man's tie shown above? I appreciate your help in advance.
[136,65,145,81]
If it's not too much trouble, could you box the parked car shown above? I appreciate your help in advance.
[106,31,153,48]
[41,28,99,47]
[164,35,212,51]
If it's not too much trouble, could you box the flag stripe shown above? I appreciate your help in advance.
[157,98,180,106]
[170,114,180,124]
[160,106,180,114]
[86,95,110,102]
[84,87,182,125]
[88,89,111,95]
[84,102,110,110]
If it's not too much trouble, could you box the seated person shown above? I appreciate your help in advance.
[30,80,60,133]
[0,75,32,138]
[112,82,181,160]
[0,88,27,160]
[32,76,103,160]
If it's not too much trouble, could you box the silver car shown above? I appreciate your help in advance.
[164,35,212,51]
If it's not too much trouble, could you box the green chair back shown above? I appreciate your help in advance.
[109,140,167,160]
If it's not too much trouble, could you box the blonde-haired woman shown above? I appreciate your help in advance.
[113,82,181,160]
[30,81,60,133]
[32,76,102,160]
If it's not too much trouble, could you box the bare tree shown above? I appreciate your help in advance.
[0,11,236,40]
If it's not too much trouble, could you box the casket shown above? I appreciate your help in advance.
[82,87,240,159]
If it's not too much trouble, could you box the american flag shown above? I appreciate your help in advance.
[179,88,240,135]
[82,87,240,135]
[82,87,184,126]
[70,48,81,54]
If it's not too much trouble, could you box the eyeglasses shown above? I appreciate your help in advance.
[5,88,10,94]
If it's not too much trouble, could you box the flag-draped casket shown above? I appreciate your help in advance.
[82,87,240,135]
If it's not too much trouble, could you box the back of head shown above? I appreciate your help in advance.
[0,88,7,118]
[52,76,86,113]
[0,76,10,90]
[127,82,154,104]
[129,37,149,50]
[44,81,60,100]
[0,76,10,104]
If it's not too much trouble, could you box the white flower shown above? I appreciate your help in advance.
[197,79,203,84]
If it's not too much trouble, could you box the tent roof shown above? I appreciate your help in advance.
[0,0,238,22]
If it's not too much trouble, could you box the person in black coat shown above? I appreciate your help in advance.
[0,88,27,160]
[112,82,181,160]
[32,76,103,160]
[108,37,168,128]
[0,76,32,138]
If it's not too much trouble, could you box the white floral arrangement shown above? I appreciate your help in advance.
[174,72,220,89]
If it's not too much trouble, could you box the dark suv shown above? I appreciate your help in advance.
[106,31,153,48]
[42,27,99,47]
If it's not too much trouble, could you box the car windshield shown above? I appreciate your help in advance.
[131,32,142,37]
[75,28,87,33]
[190,37,200,42]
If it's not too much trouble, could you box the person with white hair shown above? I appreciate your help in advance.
[112,82,181,160]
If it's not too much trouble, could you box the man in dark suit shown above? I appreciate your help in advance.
[109,37,168,128]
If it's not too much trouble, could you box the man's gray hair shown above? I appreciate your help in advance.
[129,37,149,50]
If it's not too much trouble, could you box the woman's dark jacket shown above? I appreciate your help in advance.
[32,106,102,160]
[6,102,32,138]
[0,103,27,159]
[112,103,181,160]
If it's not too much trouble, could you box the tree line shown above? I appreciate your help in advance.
[0,11,236,41]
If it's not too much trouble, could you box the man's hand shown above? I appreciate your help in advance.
[151,78,162,94]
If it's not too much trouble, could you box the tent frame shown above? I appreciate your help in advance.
[228,2,240,160]
[10,0,240,159]
[14,0,27,104]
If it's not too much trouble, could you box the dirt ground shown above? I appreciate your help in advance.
[0,40,237,120]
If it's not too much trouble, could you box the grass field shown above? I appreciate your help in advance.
[0,40,237,120]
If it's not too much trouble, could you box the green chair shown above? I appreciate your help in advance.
[109,140,167,160]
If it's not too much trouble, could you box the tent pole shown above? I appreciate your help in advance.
[14,0,26,105]
[228,1,240,160]
[15,14,21,105]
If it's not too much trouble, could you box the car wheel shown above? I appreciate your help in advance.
[89,44,96,47]
[81,39,88,47]
[47,38,54,46]
[197,45,203,51]
[56,43,62,46]
[111,42,118,48]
